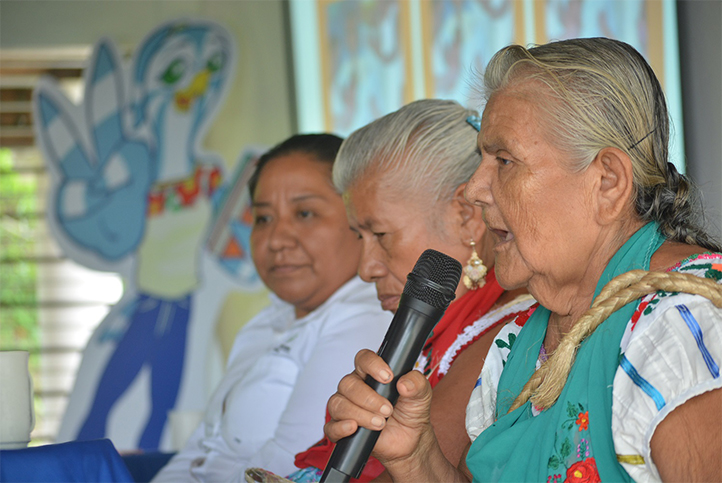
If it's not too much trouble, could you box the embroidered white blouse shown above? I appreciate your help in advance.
[465,253,722,482]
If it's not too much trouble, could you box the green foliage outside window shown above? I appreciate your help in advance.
[0,147,39,354]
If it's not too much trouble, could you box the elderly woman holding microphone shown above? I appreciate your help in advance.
[325,38,722,482]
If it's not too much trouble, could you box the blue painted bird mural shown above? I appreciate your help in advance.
[33,19,262,450]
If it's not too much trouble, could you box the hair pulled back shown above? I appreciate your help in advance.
[248,133,343,198]
[332,99,481,206]
[483,37,720,252]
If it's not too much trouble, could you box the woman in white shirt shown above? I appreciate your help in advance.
[153,134,391,482]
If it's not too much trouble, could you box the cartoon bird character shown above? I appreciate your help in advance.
[34,19,258,450]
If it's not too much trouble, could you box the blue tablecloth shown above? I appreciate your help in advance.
[0,439,133,482]
[121,452,175,483]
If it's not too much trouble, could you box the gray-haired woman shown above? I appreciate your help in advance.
[325,38,722,482]
[289,99,532,482]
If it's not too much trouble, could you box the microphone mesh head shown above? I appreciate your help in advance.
[403,249,462,309]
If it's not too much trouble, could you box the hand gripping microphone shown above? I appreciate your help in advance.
[320,249,462,483]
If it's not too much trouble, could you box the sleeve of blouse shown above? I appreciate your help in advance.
[612,294,722,481]
[237,307,391,479]
[465,320,524,442]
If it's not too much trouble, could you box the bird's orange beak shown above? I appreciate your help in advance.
[174,70,210,112]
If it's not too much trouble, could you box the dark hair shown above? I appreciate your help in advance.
[248,133,344,198]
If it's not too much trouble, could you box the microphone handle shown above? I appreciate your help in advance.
[320,296,444,483]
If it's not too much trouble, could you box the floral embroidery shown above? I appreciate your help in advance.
[630,254,722,332]
[629,289,678,328]
[576,438,590,459]
[629,254,722,332]
[712,264,722,281]
[575,412,589,432]
[630,299,650,331]
[667,253,722,282]
[495,332,516,351]
[548,432,574,472]
[562,402,586,430]
[565,458,601,483]
[494,332,516,367]
[494,305,536,367]
[517,305,538,327]
[641,293,665,315]
[546,253,721,482]
[667,252,720,272]
[547,474,562,483]
[679,262,722,282]
[548,402,593,476]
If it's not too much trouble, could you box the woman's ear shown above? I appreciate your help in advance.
[592,147,636,224]
[452,183,485,242]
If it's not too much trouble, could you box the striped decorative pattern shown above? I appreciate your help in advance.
[675,304,720,378]
[619,354,666,411]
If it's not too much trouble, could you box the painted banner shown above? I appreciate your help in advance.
[33,18,264,450]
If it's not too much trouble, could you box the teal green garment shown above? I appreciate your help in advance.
[466,222,665,482]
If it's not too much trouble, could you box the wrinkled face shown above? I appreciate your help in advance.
[251,153,361,318]
[345,171,469,313]
[464,86,598,297]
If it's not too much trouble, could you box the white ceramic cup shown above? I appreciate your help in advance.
[168,409,204,451]
[0,350,35,449]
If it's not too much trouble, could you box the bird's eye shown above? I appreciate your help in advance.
[161,59,185,85]
[207,52,224,73]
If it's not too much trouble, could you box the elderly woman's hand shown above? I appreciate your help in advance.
[324,349,437,469]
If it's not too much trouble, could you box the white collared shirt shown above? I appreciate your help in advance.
[153,276,391,482]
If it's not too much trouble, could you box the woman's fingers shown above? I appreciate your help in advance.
[325,348,435,451]
[339,370,393,416]
[397,370,431,398]
[341,349,395,418]
[324,410,358,442]
[325,391,385,443]
[325,372,392,441]
[353,349,394,384]
[392,370,433,427]
[324,349,394,442]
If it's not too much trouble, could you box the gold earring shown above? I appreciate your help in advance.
[463,239,487,290]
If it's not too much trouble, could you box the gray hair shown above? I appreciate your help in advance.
[333,99,481,207]
[483,37,721,252]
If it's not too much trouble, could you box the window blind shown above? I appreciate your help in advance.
[0,49,123,444]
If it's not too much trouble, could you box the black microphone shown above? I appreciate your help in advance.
[320,249,462,483]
